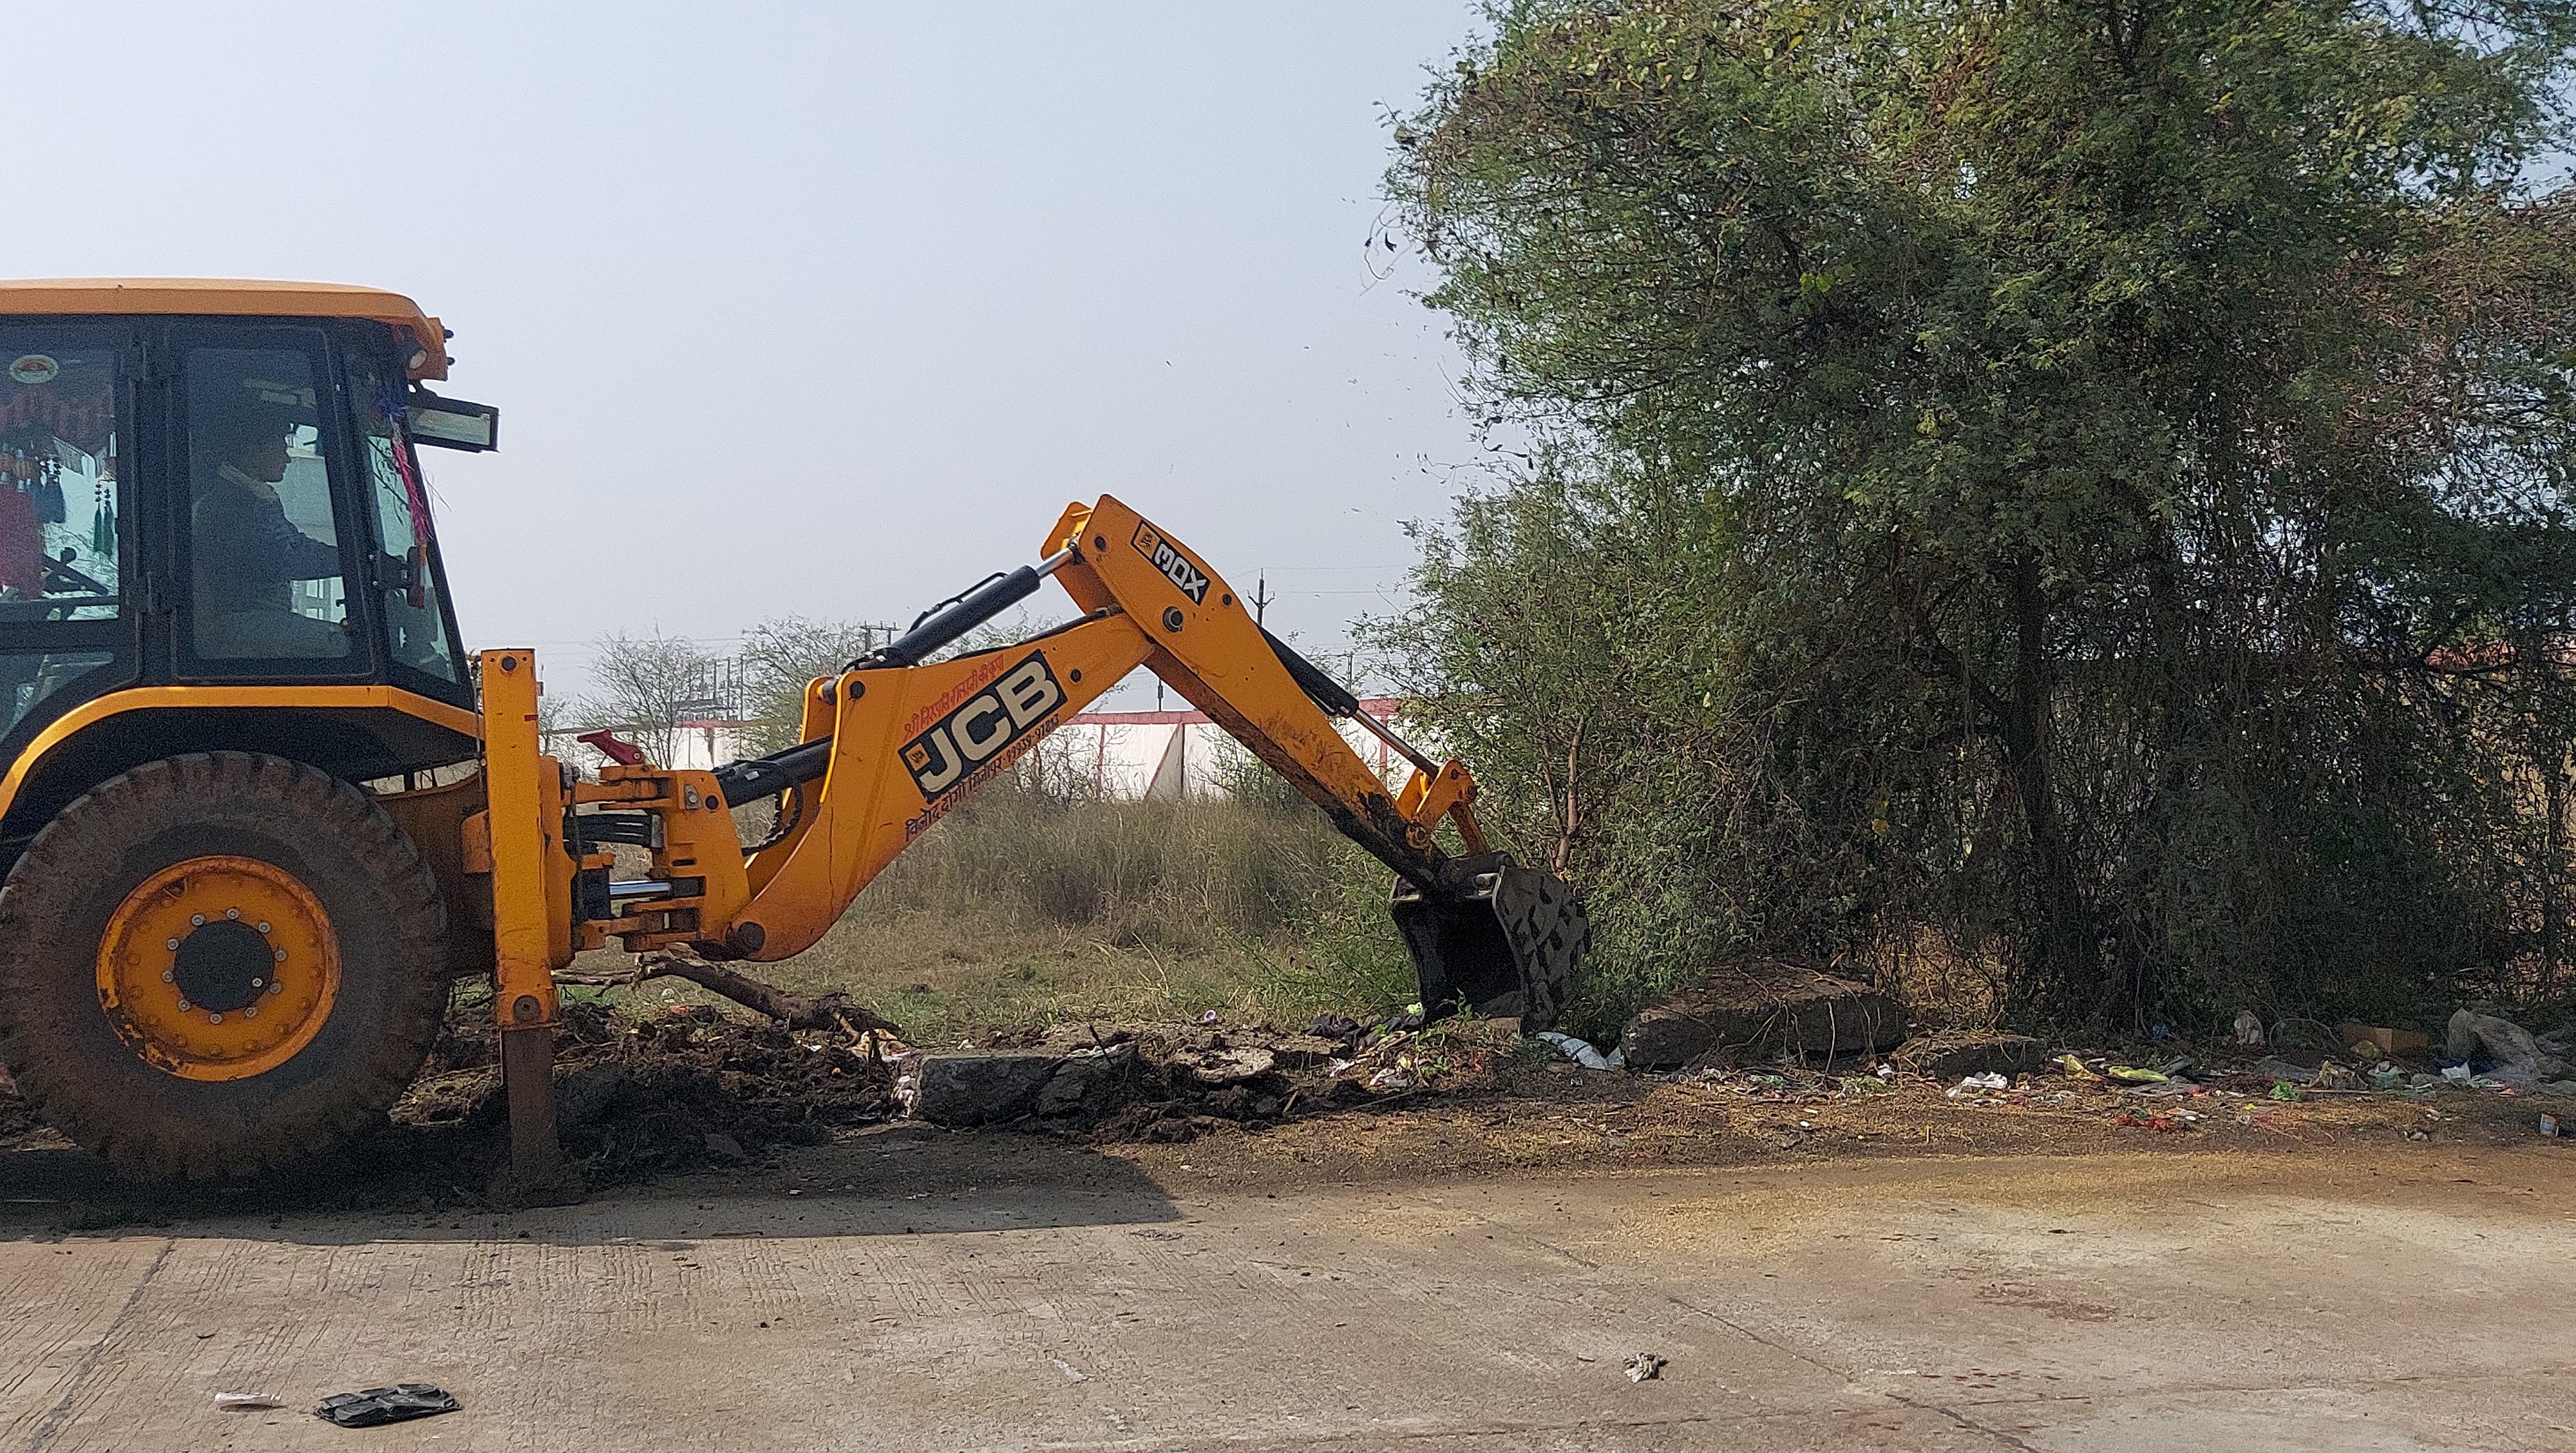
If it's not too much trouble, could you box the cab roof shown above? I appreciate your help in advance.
[0,278,448,380]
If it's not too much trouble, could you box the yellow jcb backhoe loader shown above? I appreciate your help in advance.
[0,280,1587,1190]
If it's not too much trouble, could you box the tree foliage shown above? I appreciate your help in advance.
[1385,0,2576,1032]
[572,628,716,766]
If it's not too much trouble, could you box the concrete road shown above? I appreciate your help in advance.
[2,1131,2570,1452]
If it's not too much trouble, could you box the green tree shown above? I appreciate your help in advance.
[737,616,887,751]
[1387,0,2576,1030]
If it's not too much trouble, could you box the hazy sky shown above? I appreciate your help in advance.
[8,3,1496,705]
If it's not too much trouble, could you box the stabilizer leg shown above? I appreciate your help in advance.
[479,647,583,1204]
[498,1025,578,1202]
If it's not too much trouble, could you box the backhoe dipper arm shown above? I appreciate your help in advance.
[1042,496,1481,886]
[679,496,1486,964]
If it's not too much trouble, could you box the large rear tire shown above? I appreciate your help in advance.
[0,752,450,1179]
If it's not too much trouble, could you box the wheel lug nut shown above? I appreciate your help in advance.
[165,937,178,951]
[267,981,282,995]
[273,948,287,961]
[251,977,263,988]
[161,970,174,983]
[176,1000,191,1012]
[225,907,240,920]
[245,1007,258,1019]
[207,1012,222,1024]
[257,922,271,934]
[189,914,204,926]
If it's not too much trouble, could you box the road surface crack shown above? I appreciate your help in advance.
[23,1238,175,1453]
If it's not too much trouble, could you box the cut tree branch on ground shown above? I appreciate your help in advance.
[554,950,901,1036]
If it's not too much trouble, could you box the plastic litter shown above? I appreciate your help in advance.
[2543,1113,2561,1138]
[2442,1065,2473,1084]
[315,1385,460,1429]
[2445,1009,2569,1085]
[1625,1352,1666,1383]
[214,1393,285,1411]
[2056,1054,2101,1081]
[1947,1072,2009,1098]
[1537,1032,1624,1072]
[1310,1012,1363,1043]
[2232,1011,2266,1047]
[2106,1066,2168,1084]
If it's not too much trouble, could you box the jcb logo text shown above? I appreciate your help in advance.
[900,652,1065,802]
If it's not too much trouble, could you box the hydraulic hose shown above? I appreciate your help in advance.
[712,548,1079,805]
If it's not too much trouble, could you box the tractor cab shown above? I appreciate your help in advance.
[0,281,499,845]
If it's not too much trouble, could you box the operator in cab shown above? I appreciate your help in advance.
[187,362,350,660]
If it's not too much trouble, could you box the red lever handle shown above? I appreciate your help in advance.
[577,728,646,766]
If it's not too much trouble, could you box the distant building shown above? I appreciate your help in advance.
[1060,699,1419,799]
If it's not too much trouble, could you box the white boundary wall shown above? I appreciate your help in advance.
[545,700,1425,801]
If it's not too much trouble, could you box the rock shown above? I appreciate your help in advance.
[1266,1034,1346,1071]
[703,1132,747,1162]
[913,1052,1067,1126]
[1173,1045,1276,1087]
[1618,965,1908,1070]
[1036,1023,1134,1055]
[1893,1034,2047,1083]
[2445,1009,2569,1085]
[1032,1069,1089,1118]
[1034,1047,1134,1119]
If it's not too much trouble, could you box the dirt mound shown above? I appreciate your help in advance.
[1616,962,1908,1069]
[938,1015,1520,1143]
[395,998,900,1182]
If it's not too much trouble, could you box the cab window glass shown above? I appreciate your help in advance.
[0,330,120,622]
[345,353,459,681]
[185,347,350,660]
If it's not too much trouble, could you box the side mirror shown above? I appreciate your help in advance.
[407,390,499,452]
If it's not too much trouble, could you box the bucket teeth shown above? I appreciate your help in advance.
[1388,854,1589,1030]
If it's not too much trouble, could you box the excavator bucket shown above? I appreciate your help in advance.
[1389,855,1589,1031]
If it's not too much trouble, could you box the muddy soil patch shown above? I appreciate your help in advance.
[397,998,902,1184]
[1092,1057,2574,1194]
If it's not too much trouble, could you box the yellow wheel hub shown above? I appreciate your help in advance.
[96,856,341,1081]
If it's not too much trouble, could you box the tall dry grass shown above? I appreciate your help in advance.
[658,763,1425,1040]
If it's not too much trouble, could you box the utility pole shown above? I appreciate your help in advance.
[1253,573,1273,627]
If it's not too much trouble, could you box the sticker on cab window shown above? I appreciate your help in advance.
[7,356,59,385]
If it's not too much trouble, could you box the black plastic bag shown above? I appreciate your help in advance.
[315,1384,460,1428]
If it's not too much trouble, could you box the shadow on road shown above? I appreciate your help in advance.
[0,1121,1181,1246]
